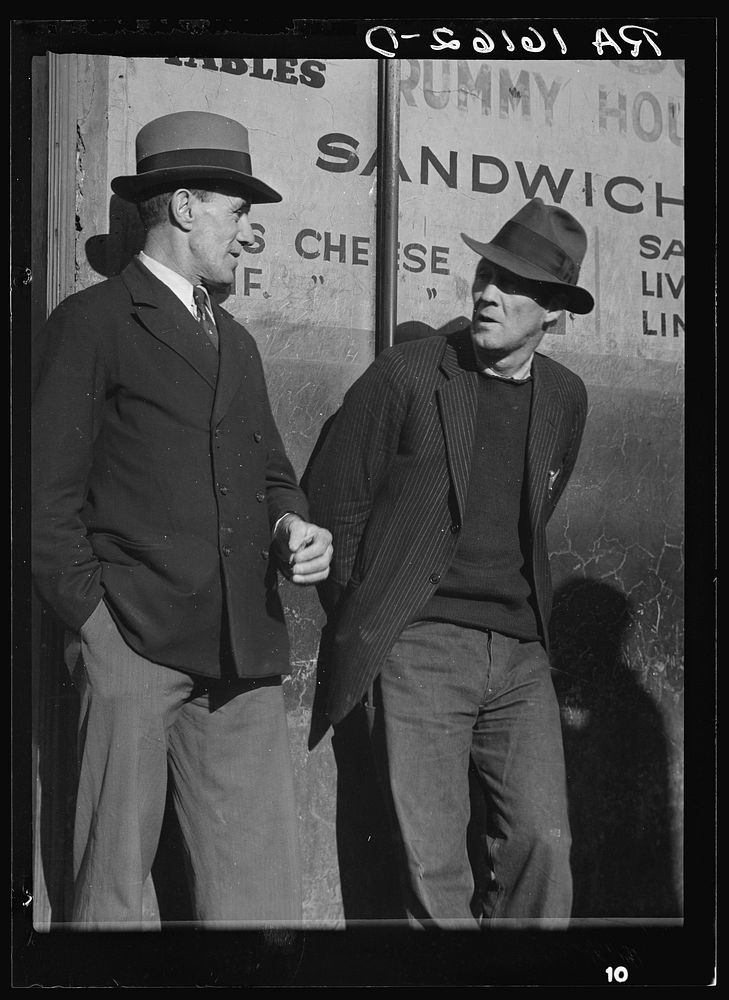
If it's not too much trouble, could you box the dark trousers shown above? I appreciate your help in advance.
[64,599,302,929]
[369,620,572,928]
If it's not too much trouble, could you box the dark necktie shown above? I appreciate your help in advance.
[192,284,219,351]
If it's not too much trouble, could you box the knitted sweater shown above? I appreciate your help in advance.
[421,373,540,640]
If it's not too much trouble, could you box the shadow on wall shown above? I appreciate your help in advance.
[549,577,681,919]
[85,194,146,278]
[327,698,405,921]
[394,317,470,345]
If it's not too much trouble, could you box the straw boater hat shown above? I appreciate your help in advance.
[461,198,594,314]
[111,110,281,204]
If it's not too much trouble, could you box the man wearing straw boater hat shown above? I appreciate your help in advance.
[32,111,332,928]
[305,198,594,928]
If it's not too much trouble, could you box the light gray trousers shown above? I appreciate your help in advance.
[64,599,302,929]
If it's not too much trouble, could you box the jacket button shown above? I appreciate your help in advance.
[429,572,441,584]
[254,432,262,443]
[218,484,229,495]
[256,491,265,503]
[222,545,232,557]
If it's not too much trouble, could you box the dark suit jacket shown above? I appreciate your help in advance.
[305,328,587,726]
[32,257,308,679]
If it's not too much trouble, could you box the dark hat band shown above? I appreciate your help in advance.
[137,147,253,177]
[493,220,579,284]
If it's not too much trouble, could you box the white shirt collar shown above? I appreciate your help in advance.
[481,358,534,382]
[138,250,202,317]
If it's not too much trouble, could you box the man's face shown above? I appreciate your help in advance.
[188,191,254,288]
[470,259,558,368]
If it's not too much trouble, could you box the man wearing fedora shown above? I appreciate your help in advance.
[32,111,332,927]
[304,198,594,927]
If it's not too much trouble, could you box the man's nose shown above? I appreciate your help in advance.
[475,279,499,301]
[237,215,255,245]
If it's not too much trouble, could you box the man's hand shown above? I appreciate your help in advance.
[272,514,333,585]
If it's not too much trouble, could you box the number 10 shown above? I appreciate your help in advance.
[606,966,629,982]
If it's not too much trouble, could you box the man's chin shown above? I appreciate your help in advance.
[471,325,500,344]
[207,278,235,302]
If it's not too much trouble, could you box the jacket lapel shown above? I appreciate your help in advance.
[436,332,479,523]
[121,258,219,389]
[526,353,562,527]
[210,304,246,428]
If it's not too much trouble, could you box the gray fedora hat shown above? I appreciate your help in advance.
[111,111,282,204]
[461,198,594,314]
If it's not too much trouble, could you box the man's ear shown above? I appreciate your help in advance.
[169,188,195,231]
[543,292,568,328]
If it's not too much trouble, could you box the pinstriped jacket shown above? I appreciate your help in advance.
[305,326,587,727]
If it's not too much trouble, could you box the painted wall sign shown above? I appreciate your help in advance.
[388,58,684,363]
[105,57,683,367]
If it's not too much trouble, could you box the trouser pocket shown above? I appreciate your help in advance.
[63,630,82,680]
